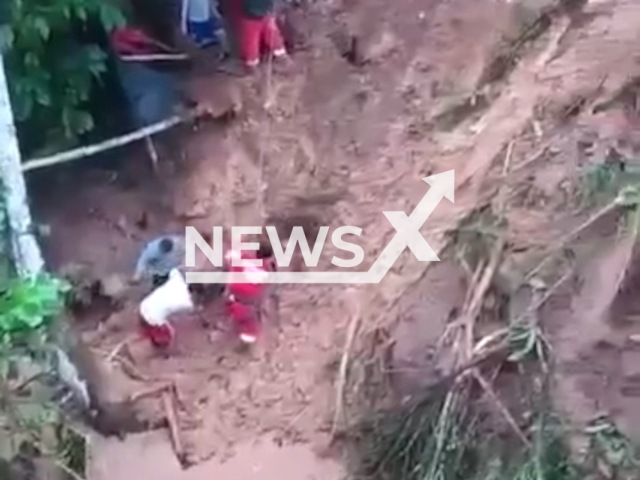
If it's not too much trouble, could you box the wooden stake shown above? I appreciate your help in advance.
[473,369,531,447]
[144,135,159,173]
[105,336,134,363]
[129,383,174,402]
[162,389,187,467]
[331,292,361,438]
[116,356,152,382]
[120,53,189,62]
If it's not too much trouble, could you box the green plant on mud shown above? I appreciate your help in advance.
[449,207,505,280]
[506,407,578,480]
[348,207,640,480]
[584,417,640,479]
[0,274,69,337]
[348,376,583,480]
[0,0,125,156]
[580,161,640,208]
[525,171,640,289]
[0,273,87,479]
[349,384,477,480]
[507,321,547,365]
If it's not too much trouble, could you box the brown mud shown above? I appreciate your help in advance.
[24,0,640,476]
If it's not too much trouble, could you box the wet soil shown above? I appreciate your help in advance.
[24,0,640,475]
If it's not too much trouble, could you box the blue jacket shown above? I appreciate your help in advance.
[134,235,185,280]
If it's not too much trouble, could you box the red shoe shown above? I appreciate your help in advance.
[238,316,261,344]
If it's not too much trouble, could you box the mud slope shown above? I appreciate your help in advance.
[27,0,640,471]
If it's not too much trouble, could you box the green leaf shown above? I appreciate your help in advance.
[74,6,88,22]
[21,306,44,328]
[3,0,124,152]
[616,185,640,208]
[33,17,50,40]
[62,107,94,137]
[99,4,126,31]
[72,110,94,134]
[24,51,39,67]
[84,45,108,78]
[34,85,51,106]
[12,90,33,122]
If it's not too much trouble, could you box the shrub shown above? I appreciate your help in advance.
[0,0,126,156]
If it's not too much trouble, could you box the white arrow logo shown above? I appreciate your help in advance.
[367,169,454,282]
[186,170,455,284]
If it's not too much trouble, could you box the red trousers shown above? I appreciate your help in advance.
[226,297,261,342]
[238,15,286,65]
[139,316,174,348]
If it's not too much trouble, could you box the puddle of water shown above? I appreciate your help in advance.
[89,431,344,480]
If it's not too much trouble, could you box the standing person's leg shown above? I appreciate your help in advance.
[218,0,241,59]
[262,14,288,61]
[239,15,264,70]
[261,14,292,72]
[219,13,236,58]
[217,0,256,75]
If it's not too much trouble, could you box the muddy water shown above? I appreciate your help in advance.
[89,431,344,480]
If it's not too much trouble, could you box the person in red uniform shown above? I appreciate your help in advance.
[224,242,276,344]
[138,269,194,351]
[219,0,291,74]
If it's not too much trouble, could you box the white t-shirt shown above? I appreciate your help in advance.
[139,269,194,326]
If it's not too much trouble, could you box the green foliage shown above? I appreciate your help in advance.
[580,162,640,207]
[349,384,583,480]
[585,416,640,478]
[450,207,504,273]
[0,274,70,338]
[0,273,84,478]
[57,422,88,478]
[2,0,126,155]
[351,386,478,480]
[508,415,578,480]
[508,321,548,365]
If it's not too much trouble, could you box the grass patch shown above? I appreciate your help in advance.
[347,373,584,480]
[345,365,640,480]
[349,384,476,480]
[584,416,640,479]
[579,160,640,208]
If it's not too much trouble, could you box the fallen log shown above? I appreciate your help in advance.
[162,389,188,468]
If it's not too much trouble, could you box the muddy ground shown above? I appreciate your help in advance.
[25,0,640,475]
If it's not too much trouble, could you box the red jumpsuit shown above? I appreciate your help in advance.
[224,0,286,67]
[225,248,275,343]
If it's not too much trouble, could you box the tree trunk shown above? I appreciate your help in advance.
[0,56,44,276]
